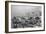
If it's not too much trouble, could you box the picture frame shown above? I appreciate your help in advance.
[5,1,45,33]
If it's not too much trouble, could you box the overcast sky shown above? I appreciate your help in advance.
[11,5,41,18]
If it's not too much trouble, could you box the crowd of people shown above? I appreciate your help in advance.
[12,16,41,28]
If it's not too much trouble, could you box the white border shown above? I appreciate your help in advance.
[8,2,44,32]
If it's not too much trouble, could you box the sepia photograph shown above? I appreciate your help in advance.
[5,1,45,33]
